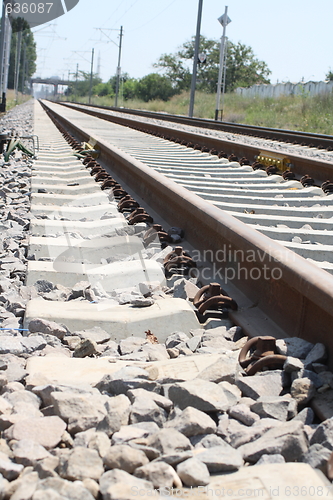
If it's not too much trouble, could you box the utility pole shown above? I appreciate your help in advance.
[92,27,124,107]
[221,38,228,120]
[188,0,203,118]
[89,48,94,105]
[0,0,12,111]
[14,31,22,101]
[215,6,231,120]
[21,41,27,94]
[97,51,101,77]
[75,63,78,102]
[115,26,123,108]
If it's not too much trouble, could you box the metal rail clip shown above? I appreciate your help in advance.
[127,208,153,225]
[238,336,287,375]
[143,224,171,246]
[163,246,196,277]
[193,282,237,315]
[118,195,139,212]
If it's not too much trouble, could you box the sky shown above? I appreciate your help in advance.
[31,0,333,86]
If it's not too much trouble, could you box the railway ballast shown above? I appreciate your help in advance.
[0,100,332,499]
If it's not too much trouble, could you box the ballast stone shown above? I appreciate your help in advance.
[28,318,67,340]
[58,447,104,481]
[228,403,260,426]
[5,101,333,496]
[290,377,316,405]
[236,371,284,400]
[129,397,168,428]
[276,337,314,358]
[5,416,66,449]
[168,379,231,412]
[195,445,243,473]
[250,395,291,421]
[239,420,308,463]
[134,461,181,489]
[166,406,217,437]
[304,342,327,367]
[176,457,210,487]
[12,439,50,466]
[302,443,332,472]
[99,469,156,500]
[103,444,149,473]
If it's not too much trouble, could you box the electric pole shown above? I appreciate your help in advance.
[75,63,79,102]
[14,31,22,101]
[89,48,94,105]
[189,0,203,118]
[0,0,12,111]
[115,26,123,108]
[215,6,231,120]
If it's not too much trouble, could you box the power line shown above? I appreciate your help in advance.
[70,50,92,65]
[109,0,140,29]
[100,0,127,29]
[128,0,178,32]
[92,28,121,48]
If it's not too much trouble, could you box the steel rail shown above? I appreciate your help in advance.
[55,101,333,184]
[56,100,333,150]
[41,99,333,369]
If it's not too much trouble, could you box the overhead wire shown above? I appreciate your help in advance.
[100,0,128,29]
[109,0,140,29]
[127,0,178,32]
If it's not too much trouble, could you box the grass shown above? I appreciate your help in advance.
[61,89,333,135]
[0,89,32,119]
[5,89,32,109]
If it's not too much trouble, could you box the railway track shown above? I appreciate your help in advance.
[56,101,333,181]
[60,103,333,274]
[59,101,333,151]
[1,99,333,498]
[40,99,333,353]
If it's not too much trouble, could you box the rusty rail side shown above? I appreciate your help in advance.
[42,100,333,367]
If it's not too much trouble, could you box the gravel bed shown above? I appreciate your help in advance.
[0,101,333,499]
[0,100,34,333]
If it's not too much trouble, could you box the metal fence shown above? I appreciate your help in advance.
[235,81,333,98]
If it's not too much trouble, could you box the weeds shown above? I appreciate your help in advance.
[1,90,32,115]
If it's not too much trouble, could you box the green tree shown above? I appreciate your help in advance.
[122,78,139,100]
[136,73,176,102]
[8,17,37,92]
[154,36,271,93]
[326,69,333,81]
[93,81,113,97]
[226,41,271,90]
[108,72,131,94]
[153,53,191,92]
[66,70,102,97]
